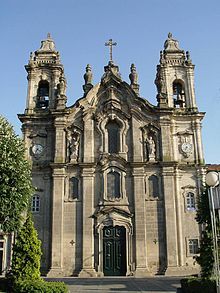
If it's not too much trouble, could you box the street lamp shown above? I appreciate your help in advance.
[206,171,220,293]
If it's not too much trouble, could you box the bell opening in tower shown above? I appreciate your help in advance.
[36,80,49,109]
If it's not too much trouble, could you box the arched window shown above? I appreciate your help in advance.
[186,192,196,210]
[107,171,120,199]
[32,195,40,212]
[148,175,159,198]
[69,177,79,199]
[36,80,49,109]
[106,120,120,153]
[173,81,185,108]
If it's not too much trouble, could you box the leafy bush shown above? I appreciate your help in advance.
[10,214,42,282]
[180,277,216,293]
[13,279,68,293]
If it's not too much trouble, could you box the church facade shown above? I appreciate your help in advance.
[18,33,205,277]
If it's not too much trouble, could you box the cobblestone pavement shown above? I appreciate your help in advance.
[46,277,181,293]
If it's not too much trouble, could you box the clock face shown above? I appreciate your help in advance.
[32,144,44,155]
[181,142,192,153]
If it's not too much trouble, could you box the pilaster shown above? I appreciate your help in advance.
[47,167,65,277]
[132,167,151,276]
[78,167,97,277]
[162,166,179,270]
[54,117,66,163]
[83,112,94,163]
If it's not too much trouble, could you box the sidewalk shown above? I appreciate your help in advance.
[46,276,181,293]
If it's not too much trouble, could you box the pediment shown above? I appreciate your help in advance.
[94,206,132,219]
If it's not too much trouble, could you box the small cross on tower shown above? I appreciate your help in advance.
[105,39,117,62]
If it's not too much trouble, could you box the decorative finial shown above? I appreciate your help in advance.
[47,33,51,39]
[84,64,93,85]
[168,32,172,39]
[129,63,139,96]
[83,64,93,95]
[129,64,138,85]
[105,39,117,61]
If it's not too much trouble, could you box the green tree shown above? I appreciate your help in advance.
[10,213,42,281]
[0,115,33,232]
[196,188,214,278]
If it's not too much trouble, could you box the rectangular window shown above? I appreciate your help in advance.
[69,177,79,200]
[186,192,196,211]
[32,195,40,212]
[188,239,199,254]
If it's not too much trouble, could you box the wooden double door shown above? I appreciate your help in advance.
[103,226,126,276]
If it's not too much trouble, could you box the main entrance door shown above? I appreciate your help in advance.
[103,226,126,276]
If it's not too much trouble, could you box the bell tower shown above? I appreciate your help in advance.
[25,33,67,114]
[155,33,197,111]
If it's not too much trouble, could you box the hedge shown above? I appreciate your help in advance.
[12,279,68,293]
[180,277,216,293]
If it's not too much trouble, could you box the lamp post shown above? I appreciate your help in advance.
[206,171,220,293]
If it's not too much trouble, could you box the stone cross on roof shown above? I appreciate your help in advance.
[105,39,117,61]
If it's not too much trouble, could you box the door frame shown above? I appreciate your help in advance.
[95,213,133,276]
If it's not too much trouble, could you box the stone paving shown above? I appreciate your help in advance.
[47,277,181,293]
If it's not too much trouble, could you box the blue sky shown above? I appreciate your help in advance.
[1,0,220,163]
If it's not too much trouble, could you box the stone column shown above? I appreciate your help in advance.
[78,167,96,277]
[162,166,179,274]
[42,173,52,273]
[174,169,184,266]
[25,72,37,114]
[133,167,150,276]
[47,116,66,276]
[78,111,96,276]
[54,116,66,164]
[83,111,94,163]
[47,167,65,277]
[186,68,197,110]
[195,119,204,164]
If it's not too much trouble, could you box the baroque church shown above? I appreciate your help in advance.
[15,33,205,277]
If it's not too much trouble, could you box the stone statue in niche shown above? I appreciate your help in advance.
[146,136,156,162]
[67,130,80,162]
